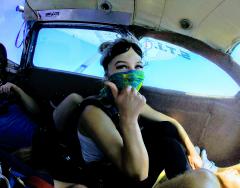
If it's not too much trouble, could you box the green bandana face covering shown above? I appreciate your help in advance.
[100,70,144,98]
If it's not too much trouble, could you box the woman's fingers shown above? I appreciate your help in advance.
[2,85,10,93]
[1,85,7,93]
[0,82,16,95]
[104,81,119,99]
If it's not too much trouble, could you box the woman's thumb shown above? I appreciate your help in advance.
[104,81,118,99]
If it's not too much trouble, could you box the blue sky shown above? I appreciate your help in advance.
[0,0,24,63]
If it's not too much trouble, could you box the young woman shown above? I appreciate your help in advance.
[53,38,202,188]
[0,43,40,151]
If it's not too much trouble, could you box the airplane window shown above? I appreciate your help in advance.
[139,37,239,97]
[33,30,239,97]
[33,28,120,77]
[231,42,240,65]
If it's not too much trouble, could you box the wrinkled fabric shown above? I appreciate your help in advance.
[100,70,144,98]
[0,102,37,150]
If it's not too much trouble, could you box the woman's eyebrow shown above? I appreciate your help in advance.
[115,61,127,65]
[114,61,143,66]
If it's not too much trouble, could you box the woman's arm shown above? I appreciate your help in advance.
[80,105,148,181]
[140,104,202,169]
[0,82,40,115]
[79,83,149,180]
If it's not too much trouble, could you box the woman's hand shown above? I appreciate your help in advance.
[0,82,40,115]
[105,81,146,121]
[0,82,17,94]
[188,152,203,170]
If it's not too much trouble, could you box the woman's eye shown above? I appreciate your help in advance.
[135,64,143,69]
[116,65,128,70]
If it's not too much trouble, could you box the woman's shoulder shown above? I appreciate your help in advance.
[80,95,119,125]
[81,104,105,120]
[79,101,116,134]
[80,95,107,111]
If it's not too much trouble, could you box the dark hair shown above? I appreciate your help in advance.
[0,43,8,80]
[99,38,143,71]
[0,43,7,59]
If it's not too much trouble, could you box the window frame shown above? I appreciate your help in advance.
[229,41,240,64]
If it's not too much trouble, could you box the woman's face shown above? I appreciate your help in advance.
[106,47,143,77]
